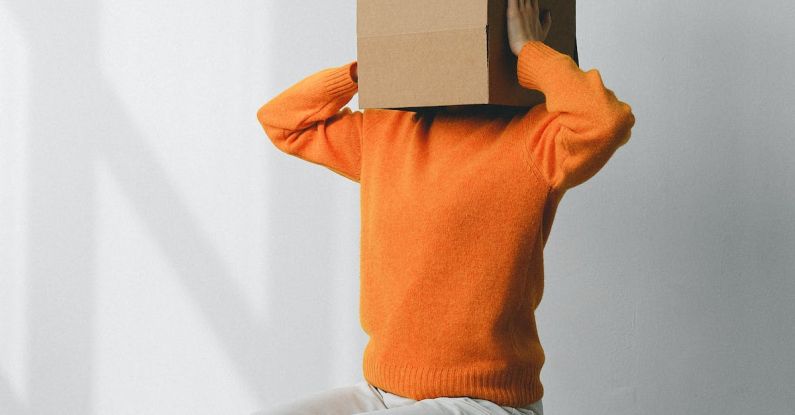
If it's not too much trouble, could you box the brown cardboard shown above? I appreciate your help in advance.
[356,0,577,110]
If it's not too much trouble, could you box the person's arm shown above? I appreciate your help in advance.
[517,41,636,191]
[507,0,635,191]
[256,61,363,182]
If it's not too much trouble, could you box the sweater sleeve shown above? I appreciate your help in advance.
[256,61,362,182]
[517,41,636,191]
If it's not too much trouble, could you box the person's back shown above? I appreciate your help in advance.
[252,1,635,414]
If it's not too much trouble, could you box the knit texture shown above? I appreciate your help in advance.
[257,40,635,406]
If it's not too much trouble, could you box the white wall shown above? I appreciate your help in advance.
[1,1,793,414]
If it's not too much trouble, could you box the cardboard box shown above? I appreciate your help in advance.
[356,0,578,110]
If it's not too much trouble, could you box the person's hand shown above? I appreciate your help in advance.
[507,0,552,56]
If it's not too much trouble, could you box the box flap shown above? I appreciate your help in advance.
[359,27,489,108]
[358,0,487,38]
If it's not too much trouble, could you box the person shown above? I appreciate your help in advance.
[253,0,635,413]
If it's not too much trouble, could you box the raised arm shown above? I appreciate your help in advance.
[517,41,636,191]
[507,0,636,191]
[256,61,363,182]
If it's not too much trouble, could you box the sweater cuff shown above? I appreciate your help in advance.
[516,40,569,91]
[323,61,359,98]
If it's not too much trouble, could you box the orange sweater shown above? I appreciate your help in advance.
[257,40,635,406]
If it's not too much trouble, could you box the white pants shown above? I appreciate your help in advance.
[252,380,544,415]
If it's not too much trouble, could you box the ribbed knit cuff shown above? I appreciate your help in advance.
[363,357,544,407]
[517,40,569,91]
[323,61,359,98]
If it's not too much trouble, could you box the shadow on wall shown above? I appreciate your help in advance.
[0,1,347,413]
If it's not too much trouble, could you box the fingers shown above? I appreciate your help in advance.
[516,0,541,17]
[507,0,518,15]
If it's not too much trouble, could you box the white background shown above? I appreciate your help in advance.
[1,1,794,414]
